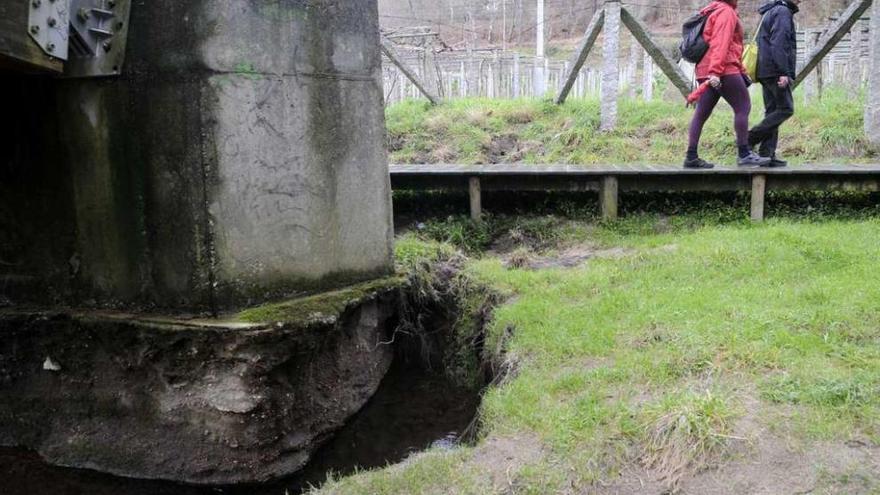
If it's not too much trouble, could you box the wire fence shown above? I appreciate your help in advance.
[382,21,872,105]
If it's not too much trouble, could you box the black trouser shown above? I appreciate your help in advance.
[748,78,795,157]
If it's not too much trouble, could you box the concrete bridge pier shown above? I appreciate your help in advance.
[2,0,394,310]
[0,0,398,484]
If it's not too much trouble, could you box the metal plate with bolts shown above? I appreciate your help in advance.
[27,0,71,61]
[63,0,131,78]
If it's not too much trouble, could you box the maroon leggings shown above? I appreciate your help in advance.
[688,73,751,151]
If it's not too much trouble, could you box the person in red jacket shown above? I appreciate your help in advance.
[685,0,770,169]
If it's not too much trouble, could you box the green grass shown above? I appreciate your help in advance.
[315,217,880,494]
[398,190,880,255]
[386,88,875,166]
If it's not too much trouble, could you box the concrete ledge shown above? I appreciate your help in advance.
[0,278,403,484]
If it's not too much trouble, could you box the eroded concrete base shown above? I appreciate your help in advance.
[0,281,400,485]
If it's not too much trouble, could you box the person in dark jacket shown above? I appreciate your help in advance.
[684,0,770,169]
[748,0,801,168]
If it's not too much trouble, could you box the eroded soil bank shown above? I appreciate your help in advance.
[0,246,498,494]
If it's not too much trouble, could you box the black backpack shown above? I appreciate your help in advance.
[679,12,710,64]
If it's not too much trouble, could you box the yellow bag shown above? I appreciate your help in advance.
[742,14,766,80]
[742,42,758,80]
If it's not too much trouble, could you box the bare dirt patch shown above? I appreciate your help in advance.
[503,244,632,270]
[483,134,522,163]
[678,436,880,495]
[594,394,880,495]
[429,144,457,163]
[467,434,548,490]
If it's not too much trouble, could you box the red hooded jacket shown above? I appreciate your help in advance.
[695,0,746,79]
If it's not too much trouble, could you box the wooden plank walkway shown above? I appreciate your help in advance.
[389,163,880,222]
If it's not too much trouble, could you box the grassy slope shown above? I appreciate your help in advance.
[316,218,880,494]
[386,88,874,166]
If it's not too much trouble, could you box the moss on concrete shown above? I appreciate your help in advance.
[235,276,405,324]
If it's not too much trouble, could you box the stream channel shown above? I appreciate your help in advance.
[0,358,480,495]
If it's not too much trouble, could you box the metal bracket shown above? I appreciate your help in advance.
[63,0,131,77]
[28,0,71,61]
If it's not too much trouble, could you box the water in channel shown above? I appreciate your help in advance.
[0,359,480,495]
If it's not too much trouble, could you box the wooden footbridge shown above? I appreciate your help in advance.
[389,164,880,222]
[385,0,880,224]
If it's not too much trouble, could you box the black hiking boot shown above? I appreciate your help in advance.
[737,152,771,168]
[761,155,788,168]
[683,157,715,169]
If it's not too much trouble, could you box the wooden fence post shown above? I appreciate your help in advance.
[488,59,496,98]
[459,61,467,97]
[544,58,550,94]
[556,8,605,104]
[751,175,767,222]
[380,36,441,105]
[620,7,691,98]
[512,53,521,97]
[576,69,584,97]
[794,0,873,88]
[817,36,825,98]
[394,69,406,103]
[642,48,654,101]
[627,39,639,98]
[423,37,442,98]
[600,176,619,220]
[848,28,863,88]
[601,0,621,130]
[467,46,478,97]
[534,59,547,97]
[803,29,819,103]
[469,177,482,222]
[867,0,880,145]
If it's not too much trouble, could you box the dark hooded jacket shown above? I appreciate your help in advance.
[756,0,799,81]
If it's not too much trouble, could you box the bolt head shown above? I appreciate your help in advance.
[47,43,55,52]
[108,0,116,7]
[103,41,112,51]
[47,17,57,27]
[30,25,40,34]
[31,0,41,8]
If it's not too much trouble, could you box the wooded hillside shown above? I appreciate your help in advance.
[379,0,855,50]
